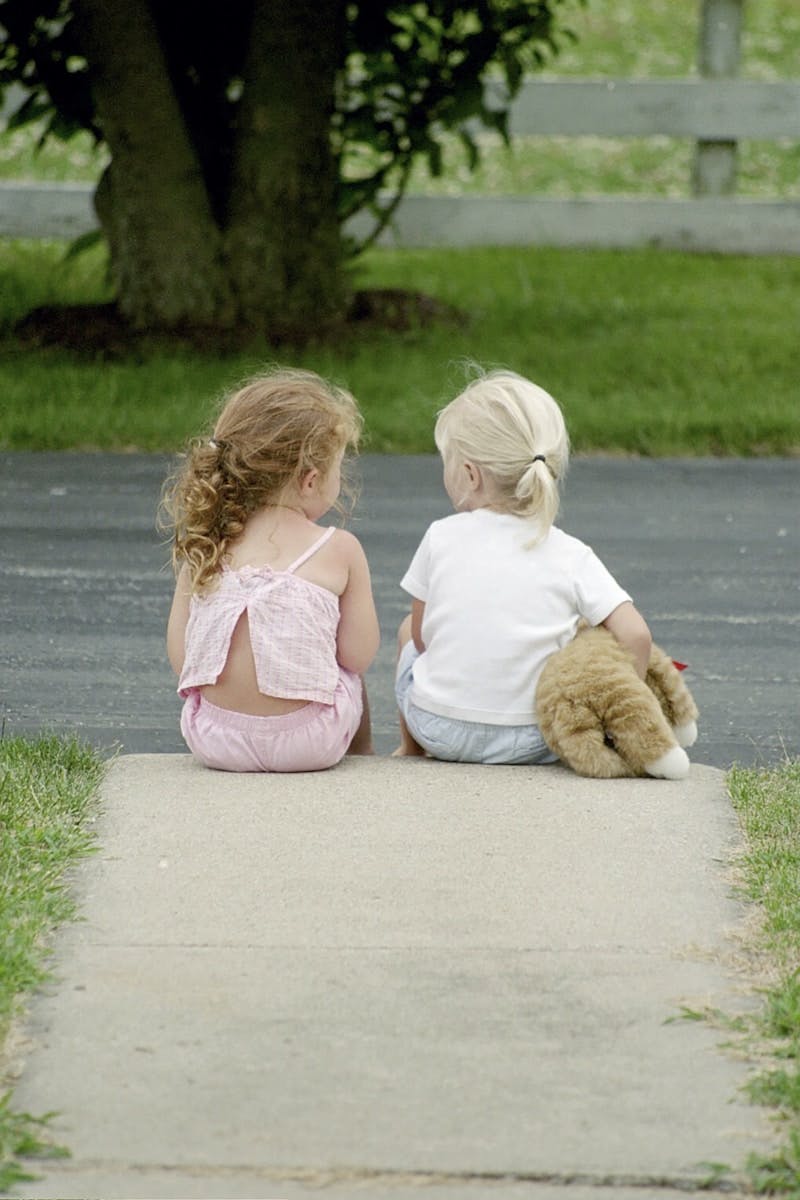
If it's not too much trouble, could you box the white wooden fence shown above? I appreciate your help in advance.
[2,0,799,254]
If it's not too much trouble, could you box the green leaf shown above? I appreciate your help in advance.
[63,230,105,262]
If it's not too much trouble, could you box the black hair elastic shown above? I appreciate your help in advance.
[531,454,546,464]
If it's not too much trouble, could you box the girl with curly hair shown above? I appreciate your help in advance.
[162,368,379,772]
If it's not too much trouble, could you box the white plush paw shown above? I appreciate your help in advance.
[673,719,698,748]
[645,746,690,780]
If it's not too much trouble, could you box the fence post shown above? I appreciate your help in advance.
[692,0,744,195]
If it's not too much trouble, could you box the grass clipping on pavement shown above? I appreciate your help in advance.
[0,734,105,1191]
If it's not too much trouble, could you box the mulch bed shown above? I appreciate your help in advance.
[12,289,467,357]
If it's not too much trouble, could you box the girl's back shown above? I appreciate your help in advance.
[403,507,630,725]
[197,512,351,717]
[162,368,379,772]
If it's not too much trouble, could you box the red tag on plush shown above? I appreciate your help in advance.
[672,660,688,672]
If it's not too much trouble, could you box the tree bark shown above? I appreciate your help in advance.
[73,0,235,329]
[225,0,348,339]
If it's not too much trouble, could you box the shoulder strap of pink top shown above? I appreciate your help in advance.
[286,526,336,574]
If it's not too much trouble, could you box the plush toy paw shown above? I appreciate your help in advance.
[673,719,698,748]
[644,745,691,781]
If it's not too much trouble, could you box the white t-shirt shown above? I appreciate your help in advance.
[400,510,632,726]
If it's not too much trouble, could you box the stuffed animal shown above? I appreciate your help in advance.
[535,625,699,780]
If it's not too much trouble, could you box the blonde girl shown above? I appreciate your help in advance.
[395,368,652,763]
[163,368,380,772]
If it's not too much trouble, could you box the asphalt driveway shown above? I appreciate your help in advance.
[1,452,797,768]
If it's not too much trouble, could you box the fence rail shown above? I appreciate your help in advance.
[348,194,800,256]
[2,74,799,253]
[502,78,800,140]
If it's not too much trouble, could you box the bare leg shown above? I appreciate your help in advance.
[347,678,374,755]
[392,615,427,758]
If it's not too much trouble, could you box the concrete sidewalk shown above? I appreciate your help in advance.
[9,755,773,1200]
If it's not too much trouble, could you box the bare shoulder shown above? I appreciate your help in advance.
[328,527,368,561]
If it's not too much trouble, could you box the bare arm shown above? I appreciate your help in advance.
[410,598,426,652]
[602,601,652,679]
[336,532,380,675]
[166,564,192,677]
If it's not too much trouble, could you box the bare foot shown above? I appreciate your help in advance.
[394,711,427,757]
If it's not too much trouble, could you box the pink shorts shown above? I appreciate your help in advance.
[180,669,363,773]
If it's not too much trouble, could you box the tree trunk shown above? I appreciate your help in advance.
[225,0,348,339]
[73,0,235,329]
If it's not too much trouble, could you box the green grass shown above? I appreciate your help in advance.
[1,3,798,457]
[0,734,105,1191]
[727,762,800,1195]
[550,0,799,81]
[407,131,800,201]
[1,237,798,456]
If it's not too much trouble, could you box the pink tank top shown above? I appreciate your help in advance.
[178,527,342,704]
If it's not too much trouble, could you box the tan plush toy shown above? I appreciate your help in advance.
[535,625,699,780]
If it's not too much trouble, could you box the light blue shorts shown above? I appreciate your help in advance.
[395,641,557,766]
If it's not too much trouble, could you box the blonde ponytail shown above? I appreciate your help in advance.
[435,369,569,537]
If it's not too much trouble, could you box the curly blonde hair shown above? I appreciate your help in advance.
[160,368,362,592]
